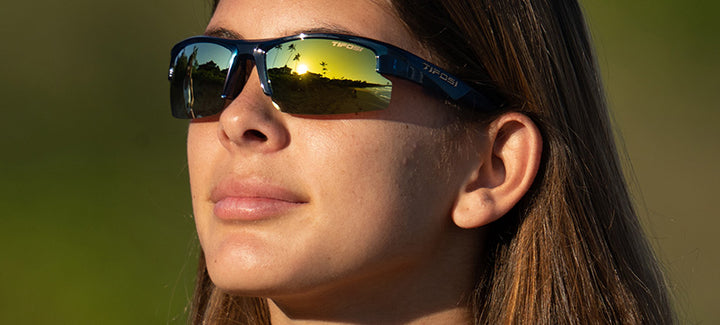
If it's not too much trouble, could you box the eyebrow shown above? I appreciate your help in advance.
[204,25,357,40]
[291,25,355,36]
[204,27,242,39]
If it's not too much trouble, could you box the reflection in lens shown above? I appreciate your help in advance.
[170,42,232,118]
[266,39,392,114]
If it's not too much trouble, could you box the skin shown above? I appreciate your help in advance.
[187,0,543,323]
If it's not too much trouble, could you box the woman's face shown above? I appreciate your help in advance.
[188,0,483,301]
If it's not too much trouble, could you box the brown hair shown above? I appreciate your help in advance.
[189,0,674,323]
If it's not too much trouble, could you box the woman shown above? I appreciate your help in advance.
[167,0,674,323]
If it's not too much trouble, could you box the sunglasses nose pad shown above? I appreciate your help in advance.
[225,56,256,99]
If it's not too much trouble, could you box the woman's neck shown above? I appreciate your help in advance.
[269,302,471,324]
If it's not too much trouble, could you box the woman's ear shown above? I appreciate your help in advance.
[452,112,542,229]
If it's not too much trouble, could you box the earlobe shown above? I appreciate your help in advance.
[452,112,542,229]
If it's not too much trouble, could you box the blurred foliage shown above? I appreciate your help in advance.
[0,0,717,323]
[583,1,719,323]
[0,0,210,323]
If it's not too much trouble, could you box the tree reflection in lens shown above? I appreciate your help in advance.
[266,39,392,114]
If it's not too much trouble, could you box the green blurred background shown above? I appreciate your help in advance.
[0,0,717,323]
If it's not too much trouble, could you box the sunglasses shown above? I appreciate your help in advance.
[168,33,500,118]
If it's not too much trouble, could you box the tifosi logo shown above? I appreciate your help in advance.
[422,63,458,87]
[332,41,364,52]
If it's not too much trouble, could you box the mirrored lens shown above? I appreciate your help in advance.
[265,39,392,114]
[170,42,233,118]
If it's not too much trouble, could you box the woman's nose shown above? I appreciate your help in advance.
[217,69,290,153]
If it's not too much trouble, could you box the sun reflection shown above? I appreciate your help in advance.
[296,64,309,74]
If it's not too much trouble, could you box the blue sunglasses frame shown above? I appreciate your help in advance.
[169,33,501,117]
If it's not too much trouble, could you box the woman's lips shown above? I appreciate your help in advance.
[210,178,307,221]
[213,197,304,221]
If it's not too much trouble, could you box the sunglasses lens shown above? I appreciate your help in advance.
[265,39,392,114]
[170,42,233,118]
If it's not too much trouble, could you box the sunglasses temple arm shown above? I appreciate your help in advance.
[378,55,499,111]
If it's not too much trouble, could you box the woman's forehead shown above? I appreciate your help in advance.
[207,0,425,57]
